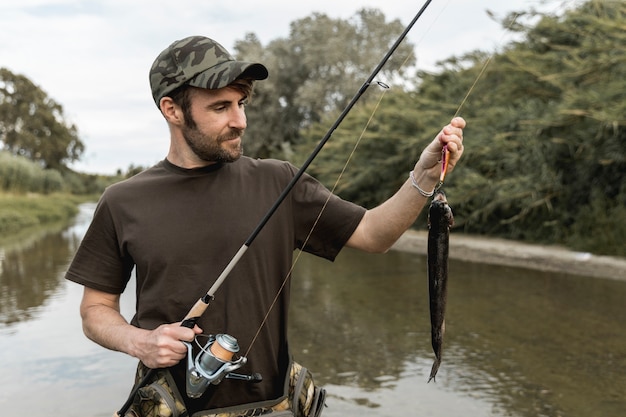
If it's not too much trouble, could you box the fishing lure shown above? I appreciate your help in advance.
[435,144,450,193]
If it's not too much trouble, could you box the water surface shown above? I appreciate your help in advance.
[1,203,624,416]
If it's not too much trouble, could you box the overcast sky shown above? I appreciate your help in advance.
[1,0,567,174]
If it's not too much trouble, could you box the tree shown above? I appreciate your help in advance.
[235,8,416,159]
[509,0,626,253]
[0,68,84,170]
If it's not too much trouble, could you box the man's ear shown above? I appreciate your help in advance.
[160,97,184,125]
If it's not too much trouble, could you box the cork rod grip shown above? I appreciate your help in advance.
[181,297,210,328]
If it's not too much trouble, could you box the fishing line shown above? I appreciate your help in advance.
[247,0,456,356]
[245,84,390,357]
[452,0,577,119]
[452,11,523,118]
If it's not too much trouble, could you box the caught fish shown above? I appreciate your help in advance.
[427,190,454,382]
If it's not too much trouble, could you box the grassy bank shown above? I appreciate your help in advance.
[0,193,92,237]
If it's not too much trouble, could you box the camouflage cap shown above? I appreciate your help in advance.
[149,35,268,107]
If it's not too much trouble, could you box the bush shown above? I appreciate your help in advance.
[0,151,64,193]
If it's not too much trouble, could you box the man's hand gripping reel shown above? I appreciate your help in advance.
[181,297,261,399]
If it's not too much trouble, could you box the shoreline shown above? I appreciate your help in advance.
[392,230,626,281]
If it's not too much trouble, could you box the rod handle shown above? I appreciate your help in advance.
[181,296,212,327]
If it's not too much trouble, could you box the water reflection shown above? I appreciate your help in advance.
[290,250,626,417]
[443,261,626,417]
[0,221,77,326]
[290,249,430,386]
[0,203,625,417]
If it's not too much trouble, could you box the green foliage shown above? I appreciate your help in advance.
[457,0,626,255]
[0,150,121,195]
[0,67,84,170]
[296,0,625,256]
[0,150,64,193]
[61,169,120,195]
[567,187,626,254]
[295,89,432,208]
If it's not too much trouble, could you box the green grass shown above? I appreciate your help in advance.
[0,193,86,236]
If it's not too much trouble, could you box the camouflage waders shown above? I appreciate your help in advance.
[124,360,325,417]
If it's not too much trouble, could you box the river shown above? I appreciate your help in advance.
[1,203,625,416]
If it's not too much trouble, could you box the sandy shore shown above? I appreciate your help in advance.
[391,230,626,281]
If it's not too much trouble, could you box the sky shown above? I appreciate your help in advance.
[1,0,565,175]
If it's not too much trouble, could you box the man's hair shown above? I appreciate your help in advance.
[168,79,255,129]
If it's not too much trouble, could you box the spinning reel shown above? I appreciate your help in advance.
[184,333,262,398]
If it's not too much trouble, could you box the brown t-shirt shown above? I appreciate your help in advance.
[65,157,365,412]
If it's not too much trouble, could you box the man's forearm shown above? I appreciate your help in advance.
[348,175,434,253]
[79,286,201,368]
[81,301,147,358]
[346,117,465,253]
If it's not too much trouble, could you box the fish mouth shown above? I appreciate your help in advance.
[433,190,447,203]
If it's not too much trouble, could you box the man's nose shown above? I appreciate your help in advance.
[229,107,247,129]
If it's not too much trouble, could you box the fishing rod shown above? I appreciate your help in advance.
[116,1,433,415]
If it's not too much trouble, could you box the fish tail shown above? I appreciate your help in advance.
[428,357,441,383]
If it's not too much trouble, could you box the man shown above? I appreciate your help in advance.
[66,36,465,416]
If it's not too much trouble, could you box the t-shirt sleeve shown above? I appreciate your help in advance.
[291,169,366,261]
[65,192,134,294]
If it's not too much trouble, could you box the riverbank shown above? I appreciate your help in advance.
[0,193,90,239]
[392,230,626,281]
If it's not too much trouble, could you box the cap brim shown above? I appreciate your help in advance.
[188,61,268,91]
[238,63,269,81]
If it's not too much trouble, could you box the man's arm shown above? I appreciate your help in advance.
[346,117,465,253]
[79,287,201,369]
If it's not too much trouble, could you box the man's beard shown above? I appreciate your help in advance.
[182,124,245,163]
